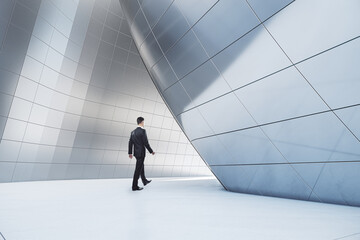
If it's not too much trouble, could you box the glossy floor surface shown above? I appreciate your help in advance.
[0,177,359,240]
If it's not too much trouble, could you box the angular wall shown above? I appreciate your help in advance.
[0,0,211,183]
[120,0,360,206]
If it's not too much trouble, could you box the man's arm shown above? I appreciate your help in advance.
[128,134,134,159]
[142,130,154,154]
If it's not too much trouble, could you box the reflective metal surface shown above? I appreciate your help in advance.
[193,0,259,57]
[234,67,328,124]
[0,0,210,183]
[122,0,360,206]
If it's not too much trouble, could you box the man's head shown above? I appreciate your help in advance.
[137,117,144,126]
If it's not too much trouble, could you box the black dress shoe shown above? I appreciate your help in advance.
[132,187,143,191]
[143,180,152,186]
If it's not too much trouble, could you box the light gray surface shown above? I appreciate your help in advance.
[1,178,360,240]
[121,0,360,206]
[0,0,211,183]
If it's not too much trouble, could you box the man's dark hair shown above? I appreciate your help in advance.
[137,117,144,125]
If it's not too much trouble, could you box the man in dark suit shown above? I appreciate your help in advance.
[128,117,155,191]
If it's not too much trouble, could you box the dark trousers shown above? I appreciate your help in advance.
[132,156,147,189]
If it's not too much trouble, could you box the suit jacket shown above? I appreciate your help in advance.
[128,127,153,158]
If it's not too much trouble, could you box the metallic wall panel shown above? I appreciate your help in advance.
[212,24,291,90]
[247,0,294,21]
[152,2,190,53]
[121,0,360,206]
[312,162,360,206]
[166,30,208,79]
[198,93,255,134]
[193,0,259,57]
[234,67,328,124]
[261,112,360,163]
[0,0,211,183]
[335,106,360,141]
[141,0,172,28]
[180,60,231,107]
[296,37,360,109]
[175,0,217,26]
[163,82,193,115]
[264,0,360,63]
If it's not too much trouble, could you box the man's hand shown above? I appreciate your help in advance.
[152,152,155,155]
[129,154,133,159]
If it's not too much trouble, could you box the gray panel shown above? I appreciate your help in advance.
[166,30,208,79]
[290,163,324,190]
[121,0,140,22]
[52,147,72,164]
[16,0,41,12]
[261,112,360,163]
[127,51,142,68]
[88,17,104,38]
[105,11,121,30]
[12,162,34,182]
[193,0,259,57]
[0,24,31,73]
[116,32,132,50]
[140,31,163,67]
[247,0,294,21]
[0,92,13,117]
[31,163,51,181]
[0,69,19,95]
[312,162,360,207]
[192,136,229,166]
[17,143,39,163]
[141,0,173,28]
[153,2,190,53]
[11,2,37,33]
[98,41,114,59]
[82,165,101,178]
[150,56,178,91]
[36,145,55,163]
[0,116,7,141]
[213,24,291,90]
[177,108,213,140]
[296,37,360,109]
[0,0,15,24]
[101,26,118,45]
[198,93,256,134]
[27,35,49,63]
[217,127,287,165]
[131,9,151,44]
[335,105,360,141]
[0,162,16,182]
[98,164,116,178]
[0,18,8,47]
[8,97,32,121]
[246,164,312,200]
[0,140,21,162]
[65,164,84,179]
[120,18,131,36]
[211,165,261,195]
[32,15,53,44]
[175,0,218,26]
[48,164,68,180]
[264,0,360,63]
[180,60,231,107]
[163,82,193,116]
[235,67,328,124]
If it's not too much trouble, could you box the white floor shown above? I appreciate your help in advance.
[0,177,359,240]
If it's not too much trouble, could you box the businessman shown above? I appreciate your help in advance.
[128,117,155,191]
